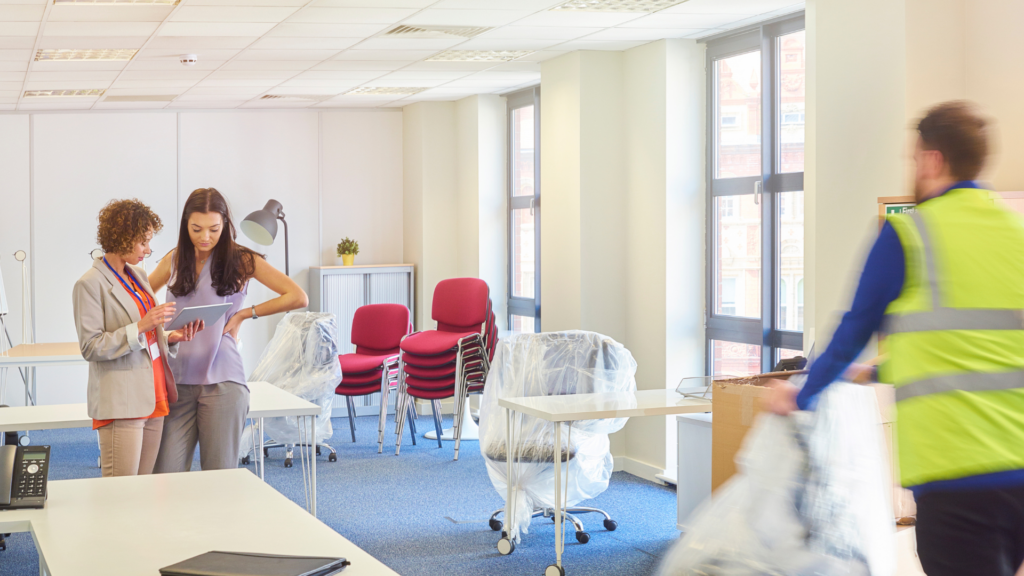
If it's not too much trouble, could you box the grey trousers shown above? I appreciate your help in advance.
[153,382,249,473]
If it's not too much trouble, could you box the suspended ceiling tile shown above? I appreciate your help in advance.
[28,70,121,81]
[0,49,31,60]
[251,37,361,50]
[170,97,248,104]
[23,80,111,89]
[403,9,533,27]
[158,22,278,36]
[129,59,227,70]
[660,0,797,14]
[206,69,294,79]
[514,10,641,27]
[0,0,45,4]
[266,85,347,94]
[402,60,497,72]
[469,70,540,81]
[220,59,318,70]
[94,101,171,109]
[0,71,24,81]
[488,61,542,72]
[621,13,745,28]
[479,25,599,40]
[20,101,97,110]
[311,0,433,7]
[137,48,242,60]
[287,7,418,23]
[363,77,448,88]
[267,22,388,37]
[353,37,462,51]
[0,37,34,49]
[0,105,17,111]
[44,22,161,37]
[0,81,22,89]
[291,69,382,80]
[235,49,341,60]
[432,0,560,8]
[170,6,300,22]
[119,69,209,79]
[47,5,172,22]
[197,77,281,86]
[586,27,701,40]
[333,49,436,61]
[147,36,259,49]
[112,79,200,87]
[105,86,187,95]
[241,99,315,107]
[381,70,473,81]
[311,60,408,71]
[187,0,308,5]
[555,39,649,51]
[0,90,18,97]
[452,38,558,51]
[516,50,567,62]
[188,85,267,95]
[0,61,29,70]
[0,4,43,19]
[38,36,149,49]
[0,22,40,36]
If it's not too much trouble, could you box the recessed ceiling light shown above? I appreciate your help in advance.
[54,0,179,4]
[428,50,534,62]
[260,94,331,102]
[24,89,105,97]
[551,0,689,12]
[344,87,429,96]
[35,49,137,62]
[384,25,491,40]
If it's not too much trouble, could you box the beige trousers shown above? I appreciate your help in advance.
[97,417,165,478]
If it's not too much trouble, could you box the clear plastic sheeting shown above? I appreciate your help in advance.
[478,331,638,542]
[658,382,896,576]
[251,312,341,446]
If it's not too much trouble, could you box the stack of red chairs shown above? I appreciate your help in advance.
[394,278,498,460]
[334,303,418,454]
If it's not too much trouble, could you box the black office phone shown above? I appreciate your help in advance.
[0,445,50,510]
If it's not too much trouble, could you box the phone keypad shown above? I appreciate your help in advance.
[16,459,46,498]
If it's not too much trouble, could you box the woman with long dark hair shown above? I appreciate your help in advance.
[148,188,307,472]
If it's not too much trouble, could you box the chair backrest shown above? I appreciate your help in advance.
[431,278,490,333]
[352,304,412,356]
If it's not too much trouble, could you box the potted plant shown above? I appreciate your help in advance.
[336,237,359,266]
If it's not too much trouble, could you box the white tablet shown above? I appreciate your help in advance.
[164,303,233,332]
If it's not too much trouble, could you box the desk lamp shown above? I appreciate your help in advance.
[240,200,289,276]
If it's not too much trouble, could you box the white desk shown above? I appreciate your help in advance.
[497,389,712,576]
[0,468,397,576]
[0,343,85,406]
[0,381,323,516]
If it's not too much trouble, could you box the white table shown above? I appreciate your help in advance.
[0,468,398,576]
[497,389,712,576]
[0,381,323,516]
[0,343,85,406]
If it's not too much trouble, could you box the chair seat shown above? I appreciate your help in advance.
[339,370,385,385]
[484,440,576,463]
[404,374,459,391]
[335,383,382,396]
[400,330,479,356]
[403,364,456,380]
[406,386,456,400]
[339,353,393,375]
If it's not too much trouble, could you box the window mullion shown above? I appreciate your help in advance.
[759,23,775,372]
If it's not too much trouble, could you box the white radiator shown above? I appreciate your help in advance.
[310,264,414,413]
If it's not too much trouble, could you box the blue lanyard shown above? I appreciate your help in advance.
[103,258,152,314]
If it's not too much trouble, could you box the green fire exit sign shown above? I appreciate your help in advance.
[885,204,916,215]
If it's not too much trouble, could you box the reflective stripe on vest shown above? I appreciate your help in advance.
[896,368,1024,401]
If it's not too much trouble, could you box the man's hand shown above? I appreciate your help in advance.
[765,379,800,416]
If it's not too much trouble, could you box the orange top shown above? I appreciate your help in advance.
[93,271,169,430]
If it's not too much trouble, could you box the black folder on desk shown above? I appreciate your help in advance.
[159,551,350,576]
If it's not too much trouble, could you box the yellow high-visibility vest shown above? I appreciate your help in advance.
[881,187,1024,487]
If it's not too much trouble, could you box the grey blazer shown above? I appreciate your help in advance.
[72,258,178,421]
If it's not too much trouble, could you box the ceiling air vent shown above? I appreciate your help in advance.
[24,89,105,97]
[54,0,180,4]
[428,50,533,62]
[260,94,331,102]
[344,87,429,96]
[551,0,689,11]
[103,95,176,102]
[36,49,137,61]
[384,25,491,39]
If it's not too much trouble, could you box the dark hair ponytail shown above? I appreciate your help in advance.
[168,188,263,298]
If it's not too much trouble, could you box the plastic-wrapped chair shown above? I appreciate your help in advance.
[248,312,342,467]
[393,277,498,460]
[478,331,637,551]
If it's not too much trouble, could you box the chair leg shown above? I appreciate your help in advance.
[345,396,357,443]
[431,399,443,448]
[394,384,409,456]
[377,380,389,454]
[406,403,417,446]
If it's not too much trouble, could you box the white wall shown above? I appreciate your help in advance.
[0,109,403,407]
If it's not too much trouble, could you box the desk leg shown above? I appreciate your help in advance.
[311,414,317,517]
[31,366,36,407]
[258,417,265,482]
[554,422,563,571]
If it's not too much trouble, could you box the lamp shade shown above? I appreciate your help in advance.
[241,200,284,246]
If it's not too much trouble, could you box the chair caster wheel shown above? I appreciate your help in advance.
[241,455,251,465]
[328,453,337,462]
[489,518,503,531]
[544,564,565,576]
[497,537,515,555]
[575,531,590,544]
[284,457,293,468]
[316,446,321,456]
[603,519,618,531]
[263,447,269,457]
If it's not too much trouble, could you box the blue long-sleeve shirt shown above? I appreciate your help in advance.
[797,181,1024,496]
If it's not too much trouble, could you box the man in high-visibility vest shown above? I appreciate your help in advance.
[770,101,1024,576]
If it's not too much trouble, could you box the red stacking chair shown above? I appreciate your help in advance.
[334,303,417,454]
[394,278,498,460]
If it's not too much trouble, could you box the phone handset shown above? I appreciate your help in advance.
[0,445,15,506]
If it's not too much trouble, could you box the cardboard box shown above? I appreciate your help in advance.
[711,374,915,520]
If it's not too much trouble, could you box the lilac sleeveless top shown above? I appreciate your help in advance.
[168,259,248,386]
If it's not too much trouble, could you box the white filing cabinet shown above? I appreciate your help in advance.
[676,413,712,530]
[309,264,414,414]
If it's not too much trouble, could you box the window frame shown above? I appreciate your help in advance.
[705,15,805,375]
[506,86,541,332]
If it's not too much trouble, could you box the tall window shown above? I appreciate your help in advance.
[706,16,805,376]
[507,87,540,332]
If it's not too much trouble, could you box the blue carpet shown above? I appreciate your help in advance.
[0,415,681,575]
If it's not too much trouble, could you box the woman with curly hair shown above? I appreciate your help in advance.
[148,188,307,472]
[72,199,203,477]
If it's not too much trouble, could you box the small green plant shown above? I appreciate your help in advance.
[336,237,360,256]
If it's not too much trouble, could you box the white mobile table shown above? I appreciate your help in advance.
[0,343,85,406]
[497,389,712,576]
[0,381,323,516]
[0,468,398,576]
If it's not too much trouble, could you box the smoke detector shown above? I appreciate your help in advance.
[180,54,198,66]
